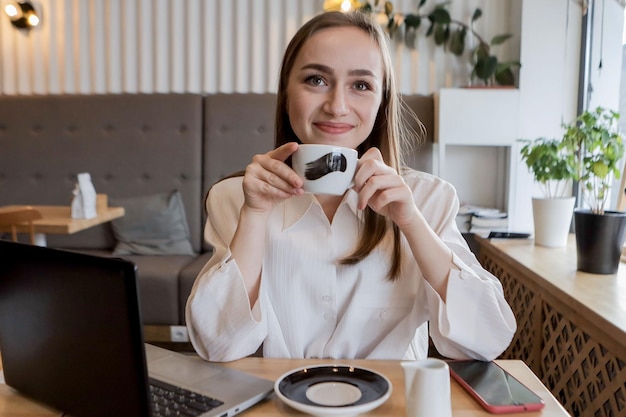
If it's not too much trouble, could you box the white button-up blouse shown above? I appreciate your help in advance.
[186,169,516,362]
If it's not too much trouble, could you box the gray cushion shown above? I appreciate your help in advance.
[110,190,195,256]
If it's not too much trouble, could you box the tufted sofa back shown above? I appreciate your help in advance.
[0,94,205,252]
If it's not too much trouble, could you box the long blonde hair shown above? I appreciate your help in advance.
[275,11,423,280]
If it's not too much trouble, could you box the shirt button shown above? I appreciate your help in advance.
[459,270,473,279]
[322,295,332,303]
[323,313,332,320]
[379,310,387,319]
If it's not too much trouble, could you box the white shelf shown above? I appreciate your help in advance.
[434,88,521,226]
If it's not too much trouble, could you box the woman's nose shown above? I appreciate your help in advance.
[323,87,349,116]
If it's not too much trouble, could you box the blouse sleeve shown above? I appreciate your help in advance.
[185,178,268,362]
[408,171,517,360]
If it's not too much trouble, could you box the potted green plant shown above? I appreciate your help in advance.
[518,137,577,247]
[561,107,626,274]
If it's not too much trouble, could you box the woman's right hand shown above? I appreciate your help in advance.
[242,142,304,213]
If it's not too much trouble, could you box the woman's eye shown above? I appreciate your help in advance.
[354,80,372,91]
[305,75,326,86]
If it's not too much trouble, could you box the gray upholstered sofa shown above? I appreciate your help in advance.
[0,93,434,340]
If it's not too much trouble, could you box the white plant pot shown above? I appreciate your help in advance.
[532,197,576,247]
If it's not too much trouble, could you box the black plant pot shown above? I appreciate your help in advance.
[574,209,626,274]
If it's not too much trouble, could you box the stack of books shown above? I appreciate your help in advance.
[457,204,508,236]
[470,211,509,237]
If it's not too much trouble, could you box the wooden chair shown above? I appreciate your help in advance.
[0,207,43,245]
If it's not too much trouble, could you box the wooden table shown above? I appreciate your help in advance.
[476,234,626,417]
[0,205,124,235]
[0,356,571,416]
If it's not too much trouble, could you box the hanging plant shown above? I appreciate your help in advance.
[358,1,521,87]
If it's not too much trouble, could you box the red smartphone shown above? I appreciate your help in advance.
[448,360,545,414]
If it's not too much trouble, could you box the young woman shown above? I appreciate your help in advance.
[186,11,516,362]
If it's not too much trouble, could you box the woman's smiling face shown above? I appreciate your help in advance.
[286,26,384,150]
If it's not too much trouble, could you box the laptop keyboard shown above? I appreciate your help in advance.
[150,377,225,417]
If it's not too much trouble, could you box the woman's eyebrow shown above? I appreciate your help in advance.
[299,64,376,78]
[349,69,377,78]
[300,63,333,73]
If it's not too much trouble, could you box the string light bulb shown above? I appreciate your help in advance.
[323,0,361,13]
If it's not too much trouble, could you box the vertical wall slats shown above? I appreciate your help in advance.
[233,0,247,92]
[138,0,152,93]
[16,26,30,94]
[250,0,265,93]
[154,1,169,92]
[77,0,90,93]
[60,0,72,93]
[46,0,59,93]
[122,0,138,93]
[0,8,8,93]
[266,0,284,92]
[202,1,217,92]
[31,7,46,94]
[0,0,511,95]
[217,1,233,92]
[107,0,121,93]
[171,0,185,93]
[3,12,14,93]
[185,0,201,93]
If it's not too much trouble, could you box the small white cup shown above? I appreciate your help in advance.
[292,144,358,195]
[401,358,452,417]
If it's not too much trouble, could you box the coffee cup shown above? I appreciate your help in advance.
[292,144,358,195]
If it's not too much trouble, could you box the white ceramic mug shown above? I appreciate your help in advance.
[401,358,452,417]
[292,144,358,195]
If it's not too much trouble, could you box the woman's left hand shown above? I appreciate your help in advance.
[354,147,419,229]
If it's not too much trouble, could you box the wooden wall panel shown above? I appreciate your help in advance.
[0,0,513,95]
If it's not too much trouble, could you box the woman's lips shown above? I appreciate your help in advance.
[314,121,353,134]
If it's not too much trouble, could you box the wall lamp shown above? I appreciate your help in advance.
[4,1,40,30]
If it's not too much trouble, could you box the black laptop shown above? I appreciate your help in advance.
[0,240,274,417]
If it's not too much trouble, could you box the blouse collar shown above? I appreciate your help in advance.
[282,189,361,230]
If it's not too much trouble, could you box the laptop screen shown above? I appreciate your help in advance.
[0,241,151,417]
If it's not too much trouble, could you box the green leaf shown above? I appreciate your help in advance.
[495,68,515,86]
[471,8,482,22]
[449,28,466,56]
[474,43,490,60]
[429,8,451,25]
[591,161,609,179]
[491,34,513,46]
[404,14,421,29]
[426,22,435,37]
[498,60,521,69]
[474,55,497,83]
[434,24,447,45]
[495,61,521,85]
